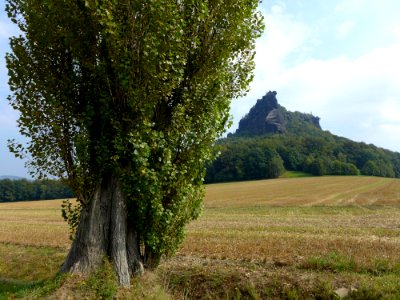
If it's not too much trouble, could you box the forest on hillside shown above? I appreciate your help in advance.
[205,134,400,183]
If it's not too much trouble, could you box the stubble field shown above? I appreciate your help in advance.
[1,176,400,299]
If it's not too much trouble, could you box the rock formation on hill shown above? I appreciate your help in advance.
[235,91,321,136]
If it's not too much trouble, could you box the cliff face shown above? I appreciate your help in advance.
[235,91,321,136]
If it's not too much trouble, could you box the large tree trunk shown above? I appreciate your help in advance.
[61,173,143,287]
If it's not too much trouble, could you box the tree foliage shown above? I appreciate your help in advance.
[6,0,264,284]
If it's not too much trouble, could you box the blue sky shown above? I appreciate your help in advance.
[0,4,25,177]
[1,0,400,177]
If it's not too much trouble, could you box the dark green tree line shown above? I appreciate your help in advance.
[206,139,285,182]
[0,179,73,202]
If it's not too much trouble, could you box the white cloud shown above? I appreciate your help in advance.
[334,0,364,13]
[230,4,400,152]
[257,4,311,69]
[230,4,312,125]
[379,98,400,123]
[392,23,400,40]
[336,21,355,39]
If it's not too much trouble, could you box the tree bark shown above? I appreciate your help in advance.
[61,173,143,287]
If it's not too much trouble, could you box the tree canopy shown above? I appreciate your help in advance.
[6,0,264,286]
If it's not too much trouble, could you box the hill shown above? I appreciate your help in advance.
[0,175,24,180]
[206,91,400,183]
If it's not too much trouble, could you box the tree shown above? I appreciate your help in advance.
[265,154,285,178]
[362,160,379,176]
[304,156,327,176]
[6,0,264,286]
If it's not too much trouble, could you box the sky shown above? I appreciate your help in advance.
[1,0,400,178]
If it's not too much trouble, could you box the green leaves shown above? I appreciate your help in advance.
[61,199,81,240]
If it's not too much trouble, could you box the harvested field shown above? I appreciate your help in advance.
[0,200,70,248]
[205,176,400,207]
[1,176,400,298]
[179,206,400,267]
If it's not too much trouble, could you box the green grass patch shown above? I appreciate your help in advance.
[0,243,65,282]
[301,252,357,273]
[301,252,400,277]
[0,279,39,300]
[0,242,172,299]
[280,171,313,178]
[366,258,400,276]
[0,243,66,299]
[85,259,119,300]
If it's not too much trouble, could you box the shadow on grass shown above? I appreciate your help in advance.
[0,278,42,299]
[0,274,65,300]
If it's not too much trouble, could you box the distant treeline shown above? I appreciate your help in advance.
[206,133,400,183]
[0,179,73,202]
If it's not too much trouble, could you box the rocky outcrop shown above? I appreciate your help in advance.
[235,91,321,136]
[236,91,284,135]
[266,108,285,132]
